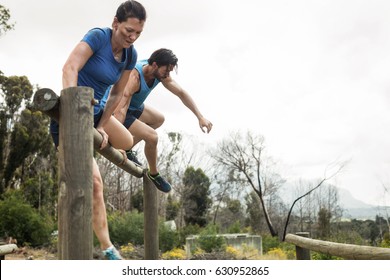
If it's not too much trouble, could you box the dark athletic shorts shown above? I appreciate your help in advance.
[50,104,104,148]
[123,104,144,129]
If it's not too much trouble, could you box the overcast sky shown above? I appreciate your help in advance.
[1,0,390,206]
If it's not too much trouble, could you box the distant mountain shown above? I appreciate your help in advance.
[281,184,389,220]
[338,188,389,220]
[338,188,372,209]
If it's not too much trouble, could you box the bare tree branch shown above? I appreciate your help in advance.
[282,160,348,241]
[211,131,279,236]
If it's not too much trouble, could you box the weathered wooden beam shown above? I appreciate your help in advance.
[34,87,160,260]
[285,233,390,260]
[0,244,18,260]
[57,86,94,260]
[33,88,144,178]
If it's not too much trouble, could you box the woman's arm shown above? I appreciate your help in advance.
[113,69,141,124]
[62,42,93,88]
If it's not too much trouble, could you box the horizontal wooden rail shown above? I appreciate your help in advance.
[33,88,144,178]
[285,233,390,260]
[0,244,18,260]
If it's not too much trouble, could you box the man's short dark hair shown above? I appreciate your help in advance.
[148,48,178,68]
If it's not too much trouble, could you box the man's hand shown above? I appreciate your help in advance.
[199,117,213,133]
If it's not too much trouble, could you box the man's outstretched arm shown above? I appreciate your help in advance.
[162,78,213,133]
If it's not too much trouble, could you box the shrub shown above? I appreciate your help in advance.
[278,242,296,260]
[262,234,280,253]
[225,245,239,257]
[227,221,241,234]
[107,211,144,245]
[266,248,287,260]
[239,243,261,259]
[159,221,179,252]
[379,232,390,248]
[120,243,135,259]
[107,211,180,252]
[177,224,201,247]
[312,252,343,260]
[0,191,54,246]
[161,248,186,260]
[197,225,225,253]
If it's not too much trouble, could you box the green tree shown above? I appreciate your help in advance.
[166,194,180,221]
[1,74,33,117]
[130,189,144,213]
[0,109,7,193]
[182,166,211,227]
[4,109,53,188]
[0,5,15,36]
[245,191,263,233]
[0,73,34,190]
[214,197,245,232]
[317,207,331,239]
[0,72,58,217]
[0,74,35,194]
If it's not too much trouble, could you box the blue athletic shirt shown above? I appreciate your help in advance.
[81,27,137,109]
[101,59,160,111]
[50,27,137,135]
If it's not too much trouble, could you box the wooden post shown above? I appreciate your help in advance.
[58,87,94,260]
[33,88,143,178]
[295,232,311,260]
[33,87,159,259]
[143,174,159,259]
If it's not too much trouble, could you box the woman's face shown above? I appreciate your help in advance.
[113,17,144,48]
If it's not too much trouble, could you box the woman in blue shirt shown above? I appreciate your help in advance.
[51,0,146,260]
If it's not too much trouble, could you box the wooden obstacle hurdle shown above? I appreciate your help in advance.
[33,87,158,260]
[286,232,390,260]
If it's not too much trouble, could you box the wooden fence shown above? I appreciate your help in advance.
[286,232,390,260]
[33,87,159,260]
[0,244,18,260]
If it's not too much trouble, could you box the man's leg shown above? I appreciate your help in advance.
[128,105,171,192]
[132,105,165,146]
[129,119,159,174]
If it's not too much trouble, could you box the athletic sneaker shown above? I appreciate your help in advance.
[126,150,142,166]
[147,171,172,193]
[102,246,123,260]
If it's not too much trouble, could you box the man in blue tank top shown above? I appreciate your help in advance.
[102,49,213,193]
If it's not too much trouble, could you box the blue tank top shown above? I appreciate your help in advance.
[101,59,160,111]
[130,60,160,109]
